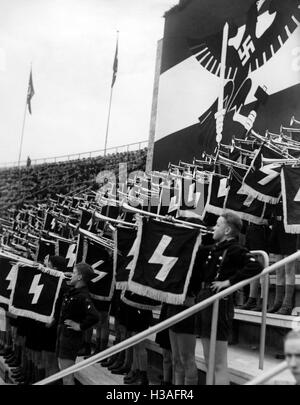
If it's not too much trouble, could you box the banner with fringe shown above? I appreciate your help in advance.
[83,236,115,301]
[36,238,56,264]
[225,168,268,225]
[120,289,160,311]
[128,218,202,305]
[178,177,207,219]
[0,254,19,304]
[241,148,282,204]
[281,165,300,233]
[202,173,228,218]
[157,179,181,217]
[55,238,77,269]
[43,211,58,233]
[115,226,137,290]
[8,263,64,324]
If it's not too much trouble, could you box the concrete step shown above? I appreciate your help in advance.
[74,358,124,385]
[234,308,300,328]
[193,340,294,385]
[147,333,295,385]
[269,275,300,286]
[0,337,294,385]
[74,333,296,385]
[74,356,161,385]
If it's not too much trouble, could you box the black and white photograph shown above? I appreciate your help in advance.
[0,0,300,390]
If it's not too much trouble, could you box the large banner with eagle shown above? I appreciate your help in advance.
[153,0,300,170]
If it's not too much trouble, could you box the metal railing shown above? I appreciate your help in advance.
[0,140,148,169]
[33,250,300,385]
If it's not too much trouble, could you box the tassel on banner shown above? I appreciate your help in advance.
[239,183,281,205]
[120,290,161,311]
[202,204,225,219]
[127,281,186,306]
[115,281,128,291]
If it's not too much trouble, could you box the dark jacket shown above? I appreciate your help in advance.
[190,238,263,295]
[58,286,99,333]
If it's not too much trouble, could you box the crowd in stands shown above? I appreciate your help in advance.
[0,148,147,217]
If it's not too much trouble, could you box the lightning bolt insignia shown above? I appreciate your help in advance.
[66,243,77,268]
[125,238,139,272]
[29,274,44,304]
[149,235,178,282]
[217,178,229,198]
[237,187,255,207]
[86,218,93,231]
[187,182,201,207]
[6,266,16,291]
[50,218,56,230]
[258,164,280,185]
[294,187,300,202]
[91,260,106,283]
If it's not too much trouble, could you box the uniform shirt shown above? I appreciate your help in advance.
[190,238,263,295]
[58,286,99,331]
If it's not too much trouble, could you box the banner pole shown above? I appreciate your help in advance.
[216,22,229,145]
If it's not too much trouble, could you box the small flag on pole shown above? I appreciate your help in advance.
[111,34,118,87]
[27,69,35,114]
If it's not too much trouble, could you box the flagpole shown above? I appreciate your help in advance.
[104,31,119,157]
[18,63,32,168]
[18,87,29,168]
[103,85,114,157]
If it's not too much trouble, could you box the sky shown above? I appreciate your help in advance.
[0,0,177,165]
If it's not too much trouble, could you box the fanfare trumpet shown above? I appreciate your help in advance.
[281,124,300,133]
[290,116,300,126]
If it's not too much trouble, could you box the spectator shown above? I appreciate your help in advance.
[194,212,263,384]
[56,263,99,385]
[284,329,300,385]
[41,255,69,381]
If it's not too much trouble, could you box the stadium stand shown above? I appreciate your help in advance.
[0,147,148,218]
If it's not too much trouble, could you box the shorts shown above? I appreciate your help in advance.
[166,303,197,335]
[92,299,111,313]
[39,324,58,352]
[25,320,45,351]
[245,224,270,252]
[119,302,153,332]
[56,326,84,361]
[195,288,234,341]
[16,317,29,337]
[155,303,171,351]
[268,220,297,255]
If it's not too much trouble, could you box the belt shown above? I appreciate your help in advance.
[200,282,211,289]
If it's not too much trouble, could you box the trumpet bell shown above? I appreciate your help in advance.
[290,116,300,126]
